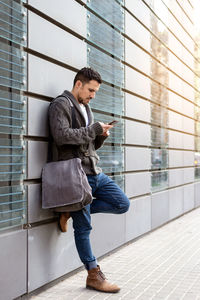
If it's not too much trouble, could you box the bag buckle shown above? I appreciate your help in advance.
[84,151,89,156]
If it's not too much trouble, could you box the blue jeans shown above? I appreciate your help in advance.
[70,173,130,269]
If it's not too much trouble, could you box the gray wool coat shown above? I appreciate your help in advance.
[48,90,108,175]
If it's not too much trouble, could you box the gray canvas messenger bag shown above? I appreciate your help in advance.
[42,158,93,211]
[42,95,92,212]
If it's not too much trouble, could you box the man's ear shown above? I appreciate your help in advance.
[75,80,83,89]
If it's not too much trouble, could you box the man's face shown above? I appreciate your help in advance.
[77,80,100,105]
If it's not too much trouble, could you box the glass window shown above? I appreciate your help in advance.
[150,9,169,159]
[0,0,27,231]
[194,17,200,181]
[150,0,169,192]
[87,0,125,189]
[151,170,168,192]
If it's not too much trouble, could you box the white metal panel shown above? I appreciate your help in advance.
[28,184,54,223]
[168,12,184,44]
[168,51,181,76]
[169,72,189,100]
[125,147,151,171]
[0,230,27,300]
[151,190,169,229]
[182,100,194,118]
[181,63,194,87]
[28,54,75,98]
[125,0,150,29]
[183,151,194,167]
[168,0,194,40]
[183,183,194,212]
[125,38,150,75]
[169,3,194,51]
[28,141,48,179]
[168,90,183,113]
[188,0,195,7]
[169,168,184,187]
[125,196,151,242]
[168,34,180,63]
[125,66,151,99]
[181,44,194,70]
[125,172,151,198]
[169,150,183,168]
[168,130,183,149]
[29,11,87,69]
[125,93,150,122]
[177,1,194,30]
[169,187,184,220]
[28,223,80,292]
[125,11,150,51]
[169,150,194,168]
[183,133,194,150]
[167,131,181,150]
[28,0,87,37]
[183,168,194,184]
[143,0,151,5]
[28,98,49,137]
[91,213,126,258]
[194,182,200,207]
[168,94,194,119]
[181,83,194,103]
[168,51,194,86]
[125,120,151,146]
[168,33,193,70]
[168,111,183,131]
[152,0,168,26]
[28,214,126,292]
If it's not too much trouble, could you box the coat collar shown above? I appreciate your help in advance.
[62,90,92,126]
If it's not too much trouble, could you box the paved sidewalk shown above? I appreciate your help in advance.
[30,207,200,300]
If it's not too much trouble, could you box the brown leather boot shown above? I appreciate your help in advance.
[86,266,120,293]
[58,212,70,232]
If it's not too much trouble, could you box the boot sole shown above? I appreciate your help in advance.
[86,285,120,293]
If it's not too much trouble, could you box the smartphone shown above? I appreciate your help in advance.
[108,120,119,125]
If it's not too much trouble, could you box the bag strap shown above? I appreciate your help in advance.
[66,97,77,129]
[65,97,79,158]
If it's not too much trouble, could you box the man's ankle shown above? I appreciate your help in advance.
[85,260,98,270]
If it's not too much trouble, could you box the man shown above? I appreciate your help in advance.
[48,67,130,293]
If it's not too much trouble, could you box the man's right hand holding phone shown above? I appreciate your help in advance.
[99,122,113,136]
[99,120,118,136]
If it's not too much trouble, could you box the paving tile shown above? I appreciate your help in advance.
[29,207,200,300]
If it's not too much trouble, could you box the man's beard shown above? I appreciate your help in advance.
[78,97,91,104]
[78,97,84,104]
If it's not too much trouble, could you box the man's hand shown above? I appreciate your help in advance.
[102,130,110,137]
[99,122,113,136]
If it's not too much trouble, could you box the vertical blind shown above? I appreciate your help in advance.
[0,0,26,231]
[87,0,125,189]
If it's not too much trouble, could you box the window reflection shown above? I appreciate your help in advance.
[150,0,169,191]
[151,149,168,170]
[151,171,168,192]
[0,0,27,231]
[87,0,125,189]
[194,17,200,181]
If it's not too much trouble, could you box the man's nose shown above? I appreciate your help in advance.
[90,92,96,99]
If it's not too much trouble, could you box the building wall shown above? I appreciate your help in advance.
[124,0,199,239]
[1,0,200,299]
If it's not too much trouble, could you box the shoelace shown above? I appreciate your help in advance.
[98,269,106,280]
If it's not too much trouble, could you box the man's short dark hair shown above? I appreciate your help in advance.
[73,67,102,86]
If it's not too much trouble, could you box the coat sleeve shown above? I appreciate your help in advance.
[48,101,103,146]
[94,135,108,150]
